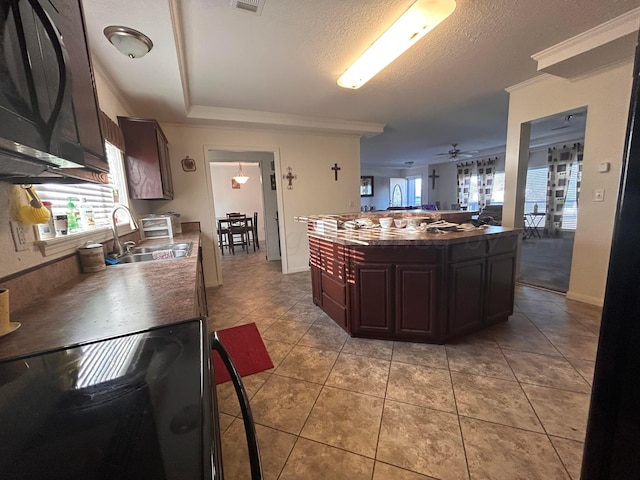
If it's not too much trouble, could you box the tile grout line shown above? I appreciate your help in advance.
[445,343,473,480]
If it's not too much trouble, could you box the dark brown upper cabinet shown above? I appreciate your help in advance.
[118,117,174,200]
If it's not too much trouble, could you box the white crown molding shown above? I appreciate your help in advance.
[91,59,136,117]
[187,105,385,137]
[531,6,640,74]
[168,0,191,113]
[505,74,553,93]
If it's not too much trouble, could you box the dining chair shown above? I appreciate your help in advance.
[217,219,230,255]
[227,213,248,254]
[240,211,259,252]
[252,212,260,250]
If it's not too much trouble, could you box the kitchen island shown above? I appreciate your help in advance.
[300,211,521,344]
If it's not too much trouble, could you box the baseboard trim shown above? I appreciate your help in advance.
[287,266,310,274]
[566,290,604,307]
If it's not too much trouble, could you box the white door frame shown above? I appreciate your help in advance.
[202,144,286,283]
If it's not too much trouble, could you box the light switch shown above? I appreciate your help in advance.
[598,162,610,173]
[593,188,605,202]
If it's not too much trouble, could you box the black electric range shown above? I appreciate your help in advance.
[0,319,220,480]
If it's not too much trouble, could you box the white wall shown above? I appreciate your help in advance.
[158,123,361,287]
[504,61,634,305]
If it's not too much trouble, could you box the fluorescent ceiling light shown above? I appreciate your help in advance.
[337,0,456,89]
[232,163,249,184]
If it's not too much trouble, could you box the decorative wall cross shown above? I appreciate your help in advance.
[428,169,440,189]
[283,167,297,190]
[331,163,341,181]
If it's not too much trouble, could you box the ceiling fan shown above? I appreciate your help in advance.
[435,143,479,159]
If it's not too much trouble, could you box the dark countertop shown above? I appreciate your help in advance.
[0,232,202,362]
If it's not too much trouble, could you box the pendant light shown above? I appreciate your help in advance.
[232,163,249,184]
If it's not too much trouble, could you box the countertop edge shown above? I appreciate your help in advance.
[306,226,522,246]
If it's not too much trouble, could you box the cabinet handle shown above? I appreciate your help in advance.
[210,332,263,480]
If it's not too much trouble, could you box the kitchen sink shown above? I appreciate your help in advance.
[113,242,192,264]
[128,242,192,255]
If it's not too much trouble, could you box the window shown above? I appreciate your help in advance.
[491,172,505,204]
[468,174,479,211]
[391,185,403,207]
[407,176,422,207]
[524,167,548,215]
[562,165,579,230]
[34,141,132,240]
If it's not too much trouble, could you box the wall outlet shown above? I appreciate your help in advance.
[10,221,29,251]
[593,188,605,202]
[349,200,355,208]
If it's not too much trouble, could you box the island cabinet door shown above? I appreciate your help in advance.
[447,258,485,338]
[394,264,439,340]
[485,252,516,324]
[352,263,394,335]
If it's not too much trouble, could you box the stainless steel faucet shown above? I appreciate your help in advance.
[110,204,139,257]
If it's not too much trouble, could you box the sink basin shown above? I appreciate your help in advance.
[113,242,192,264]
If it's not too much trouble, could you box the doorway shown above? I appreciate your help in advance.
[207,150,281,273]
[519,108,587,292]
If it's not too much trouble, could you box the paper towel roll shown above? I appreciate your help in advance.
[0,289,9,330]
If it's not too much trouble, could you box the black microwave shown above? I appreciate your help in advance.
[0,0,108,182]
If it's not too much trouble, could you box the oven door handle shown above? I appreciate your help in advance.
[211,332,264,480]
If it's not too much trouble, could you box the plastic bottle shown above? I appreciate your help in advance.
[78,197,96,229]
[67,197,80,232]
[533,203,539,214]
[37,201,56,239]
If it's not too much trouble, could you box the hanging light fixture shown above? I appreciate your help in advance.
[337,0,456,89]
[232,163,249,184]
[104,26,154,59]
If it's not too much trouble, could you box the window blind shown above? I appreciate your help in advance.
[33,182,116,227]
[35,142,128,228]
[524,166,577,231]
[524,167,548,215]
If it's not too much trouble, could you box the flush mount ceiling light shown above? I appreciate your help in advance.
[104,26,154,59]
[337,0,456,89]
[232,163,249,184]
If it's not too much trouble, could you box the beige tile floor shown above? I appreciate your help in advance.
[206,249,601,480]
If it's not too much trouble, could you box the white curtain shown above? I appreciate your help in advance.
[456,162,474,208]
[544,143,581,236]
[477,158,496,209]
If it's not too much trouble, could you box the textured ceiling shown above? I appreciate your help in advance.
[82,0,639,170]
